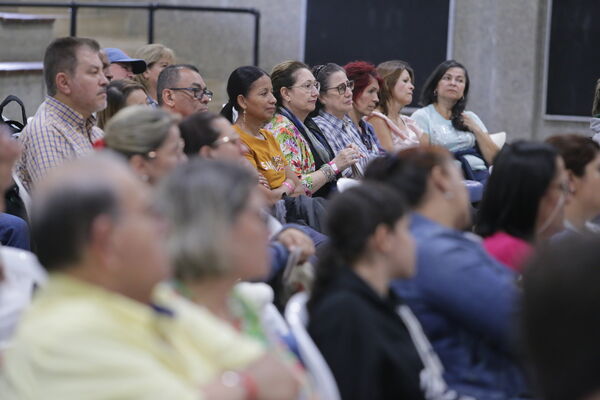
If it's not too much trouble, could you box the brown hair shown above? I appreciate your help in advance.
[546,134,600,177]
[97,79,147,129]
[271,60,310,107]
[44,37,100,96]
[376,60,414,115]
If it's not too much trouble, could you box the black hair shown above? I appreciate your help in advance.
[522,237,600,400]
[220,65,269,122]
[44,37,100,96]
[308,63,345,118]
[475,141,558,241]
[178,112,223,155]
[419,59,470,131]
[308,183,408,309]
[31,181,120,272]
[364,146,454,207]
[156,64,200,105]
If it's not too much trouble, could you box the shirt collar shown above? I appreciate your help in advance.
[46,96,97,128]
[318,110,351,131]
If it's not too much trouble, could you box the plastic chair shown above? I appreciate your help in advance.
[336,177,359,193]
[284,292,341,400]
[490,131,507,148]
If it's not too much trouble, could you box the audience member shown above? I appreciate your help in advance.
[267,60,359,197]
[592,78,600,143]
[367,60,428,151]
[364,147,528,399]
[104,105,186,185]
[309,183,469,400]
[158,64,212,117]
[311,63,373,177]
[156,159,312,396]
[14,37,107,192]
[547,134,600,237]
[412,60,498,183]
[221,66,305,203]
[97,79,148,129]
[1,154,300,399]
[475,141,568,271]
[522,238,600,400]
[343,61,386,155]
[134,43,176,106]
[103,47,146,80]
[98,49,113,81]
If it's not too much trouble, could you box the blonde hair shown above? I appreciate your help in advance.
[133,43,175,92]
[593,78,600,117]
[104,105,179,158]
[376,60,414,116]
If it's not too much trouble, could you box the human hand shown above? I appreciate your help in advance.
[245,353,301,400]
[461,113,484,135]
[257,172,270,189]
[333,145,361,170]
[277,228,315,263]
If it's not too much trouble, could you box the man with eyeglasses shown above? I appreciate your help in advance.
[157,64,213,117]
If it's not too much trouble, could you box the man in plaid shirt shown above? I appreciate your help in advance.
[14,37,108,193]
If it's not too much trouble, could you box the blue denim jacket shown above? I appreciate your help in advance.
[392,213,530,400]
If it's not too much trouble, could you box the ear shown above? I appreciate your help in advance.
[142,68,151,80]
[567,170,579,193]
[280,86,291,103]
[129,154,152,180]
[161,88,175,108]
[371,224,393,254]
[55,72,71,95]
[430,164,451,195]
[87,214,115,268]
[199,145,213,158]
[237,94,247,112]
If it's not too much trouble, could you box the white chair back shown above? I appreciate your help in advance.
[490,131,507,148]
[336,177,359,193]
[284,292,341,400]
[11,171,30,217]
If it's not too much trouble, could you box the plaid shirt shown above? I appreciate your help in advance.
[14,97,103,192]
[312,110,383,176]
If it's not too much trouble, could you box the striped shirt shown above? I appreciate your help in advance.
[14,97,104,192]
[312,110,383,177]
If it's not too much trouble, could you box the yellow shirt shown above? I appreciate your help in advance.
[235,125,287,189]
[0,275,264,400]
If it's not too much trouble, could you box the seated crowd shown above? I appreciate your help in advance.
[2,36,600,400]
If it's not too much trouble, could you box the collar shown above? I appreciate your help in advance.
[46,96,97,129]
[333,268,403,311]
[318,109,351,131]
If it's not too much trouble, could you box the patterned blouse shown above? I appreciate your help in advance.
[265,113,317,191]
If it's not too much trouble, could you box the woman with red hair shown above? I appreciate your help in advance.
[344,61,386,159]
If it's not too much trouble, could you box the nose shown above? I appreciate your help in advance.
[100,72,109,87]
[373,93,379,103]
[268,92,276,104]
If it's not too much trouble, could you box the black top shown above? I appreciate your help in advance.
[308,269,426,400]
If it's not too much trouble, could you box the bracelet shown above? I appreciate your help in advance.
[319,163,336,182]
[281,181,295,193]
[220,371,258,400]
[328,161,340,175]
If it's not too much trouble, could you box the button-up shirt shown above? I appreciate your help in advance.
[312,110,382,177]
[14,97,104,192]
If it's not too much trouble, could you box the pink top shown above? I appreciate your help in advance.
[483,232,533,272]
[366,111,424,151]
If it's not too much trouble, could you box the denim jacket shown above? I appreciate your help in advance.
[392,213,530,400]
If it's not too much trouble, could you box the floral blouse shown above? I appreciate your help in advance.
[265,113,317,191]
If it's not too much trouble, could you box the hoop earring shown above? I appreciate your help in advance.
[433,89,438,96]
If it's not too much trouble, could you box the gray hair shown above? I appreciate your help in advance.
[156,159,256,281]
[104,105,179,158]
[31,153,130,272]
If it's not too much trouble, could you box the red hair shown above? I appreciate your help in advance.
[344,61,383,102]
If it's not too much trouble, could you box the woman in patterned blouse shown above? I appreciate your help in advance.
[266,61,360,197]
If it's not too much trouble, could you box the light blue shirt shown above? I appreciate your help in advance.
[411,104,488,170]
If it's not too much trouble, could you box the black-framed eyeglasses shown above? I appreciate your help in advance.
[169,87,213,101]
[290,81,320,92]
[325,80,354,95]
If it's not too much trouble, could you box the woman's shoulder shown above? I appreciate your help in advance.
[411,104,435,118]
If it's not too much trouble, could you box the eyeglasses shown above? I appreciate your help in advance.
[169,87,213,101]
[212,135,241,147]
[325,80,354,95]
[290,81,320,92]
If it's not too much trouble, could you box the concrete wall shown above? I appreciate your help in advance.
[1,0,592,137]
[451,0,590,141]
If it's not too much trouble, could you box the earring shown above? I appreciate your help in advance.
[242,109,247,127]
[433,89,438,97]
